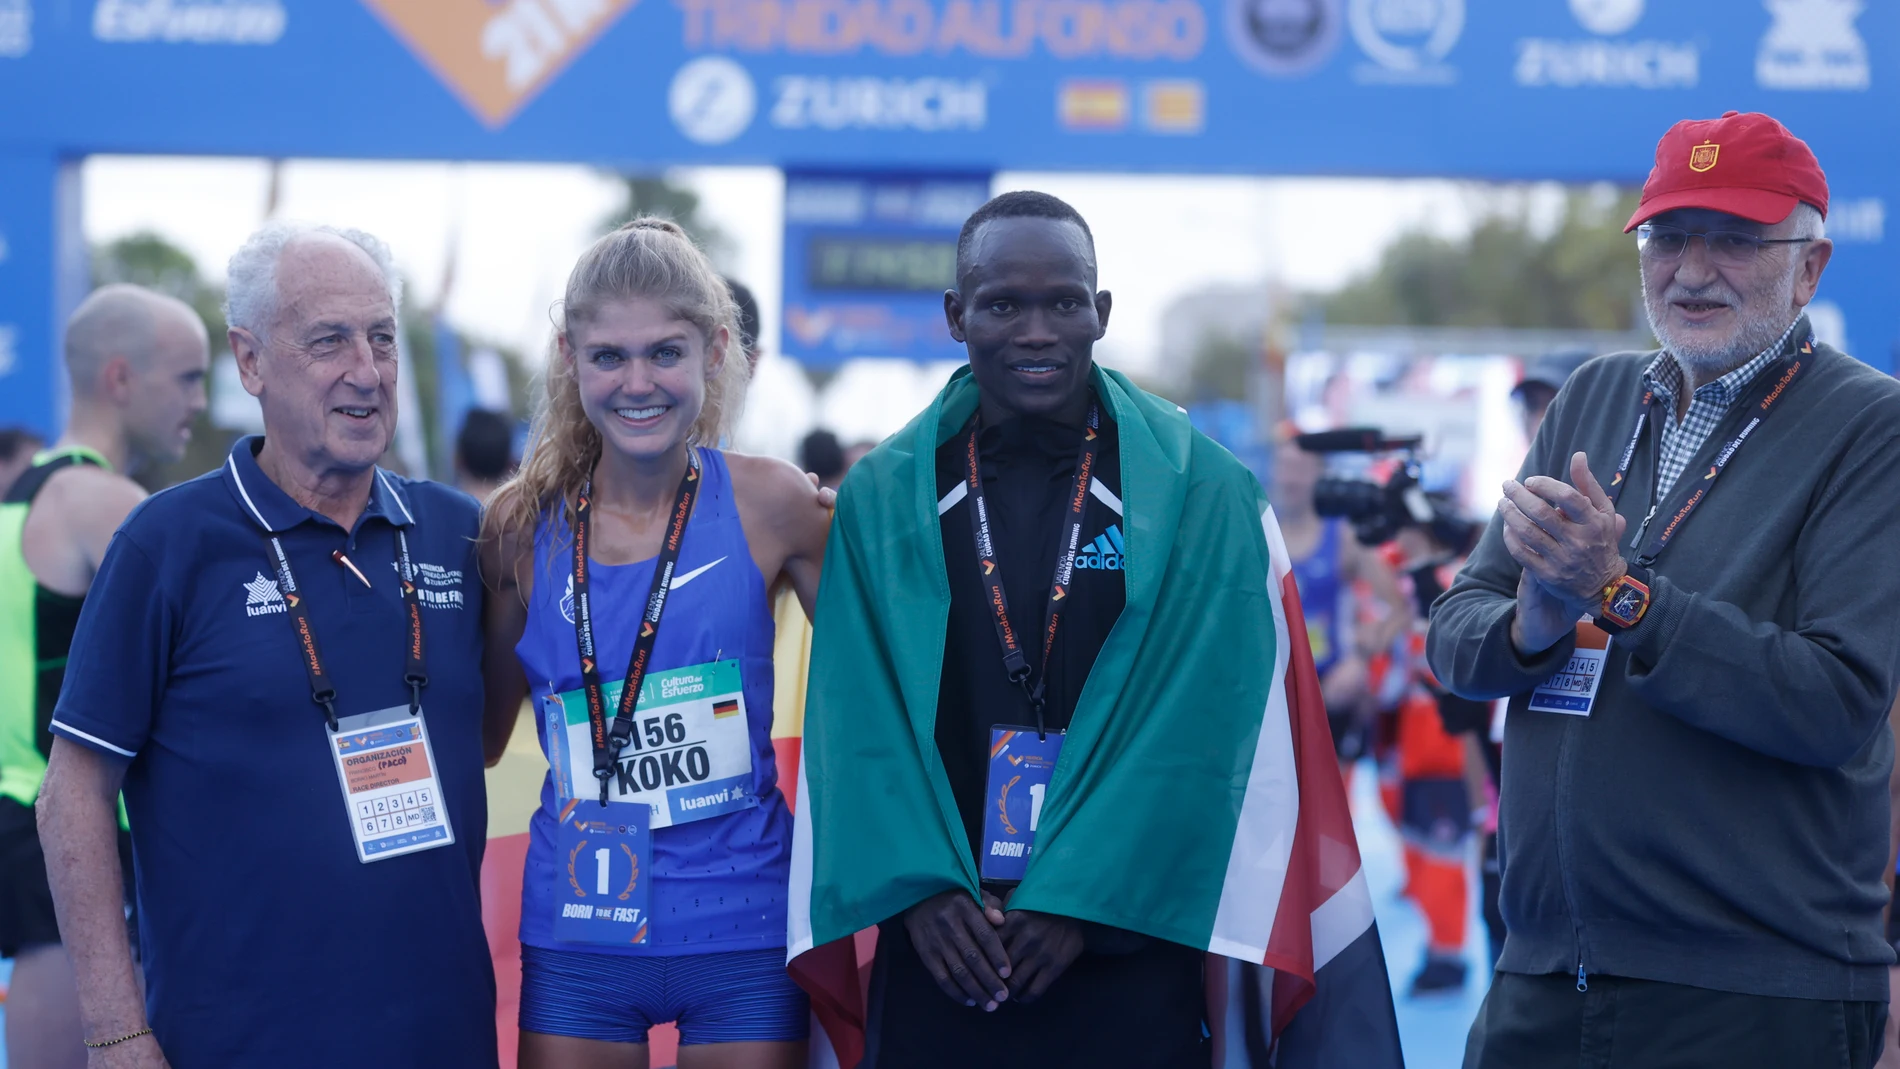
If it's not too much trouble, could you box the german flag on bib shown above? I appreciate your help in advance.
[787,365,1403,1068]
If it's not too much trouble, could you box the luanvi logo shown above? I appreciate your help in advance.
[244,572,286,617]
[359,0,642,128]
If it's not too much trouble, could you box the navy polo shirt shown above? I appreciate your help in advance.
[52,437,497,1069]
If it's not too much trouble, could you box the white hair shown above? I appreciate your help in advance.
[224,221,403,339]
[1789,201,1826,240]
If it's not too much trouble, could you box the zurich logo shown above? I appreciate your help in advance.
[1073,525,1126,571]
[560,574,576,624]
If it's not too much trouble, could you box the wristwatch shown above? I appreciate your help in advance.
[1593,562,1652,634]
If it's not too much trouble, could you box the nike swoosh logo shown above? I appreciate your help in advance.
[669,556,728,590]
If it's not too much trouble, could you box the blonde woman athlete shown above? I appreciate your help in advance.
[482,219,830,1069]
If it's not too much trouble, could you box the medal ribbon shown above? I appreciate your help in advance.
[571,450,701,805]
[265,527,427,732]
[962,403,1103,740]
[1603,336,1807,566]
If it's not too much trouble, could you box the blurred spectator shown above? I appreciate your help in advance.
[1274,436,1410,774]
[3,284,207,1069]
[454,408,516,503]
[0,426,45,495]
[1448,349,1594,969]
[726,276,762,371]
[1511,350,1592,444]
[799,429,848,490]
[843,440,876,470]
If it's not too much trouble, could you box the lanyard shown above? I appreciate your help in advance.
[962,404,1103,740]
[267,527,427,732]
[571,450,701,805]
[1604,337,1807,566]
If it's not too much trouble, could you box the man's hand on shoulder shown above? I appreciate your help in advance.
[999,905,1086,1005]
[804,471,838,512]
[903,889,1013,1011]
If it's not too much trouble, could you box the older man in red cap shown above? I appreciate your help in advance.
[1430,111,1900,1067]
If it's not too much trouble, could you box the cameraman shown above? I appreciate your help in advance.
[1274,435,1411,778]
[1394,507,1497,982]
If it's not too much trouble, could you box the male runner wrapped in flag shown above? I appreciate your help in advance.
[786,340,1404,1066]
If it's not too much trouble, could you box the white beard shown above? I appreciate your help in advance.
[1642,260,1803,378]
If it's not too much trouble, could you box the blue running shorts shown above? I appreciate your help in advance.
[519,944,810,1046]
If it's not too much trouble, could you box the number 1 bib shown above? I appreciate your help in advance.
[546,659,757,829]
[980,727,1063,883]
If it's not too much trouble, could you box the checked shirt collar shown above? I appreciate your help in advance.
[1642,317,1800,501]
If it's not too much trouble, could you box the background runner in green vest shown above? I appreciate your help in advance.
[0,283,207,1069]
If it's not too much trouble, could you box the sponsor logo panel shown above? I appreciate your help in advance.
[1515,0,1699,89]
[0,0,29,57]
[361,0,641,127]
[95,0,286,45]
[1225,0,1340,76]
[1756,0,1867,91]
[1348,0,1462,85]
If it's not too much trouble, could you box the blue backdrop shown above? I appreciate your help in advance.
[0,0,1891,432]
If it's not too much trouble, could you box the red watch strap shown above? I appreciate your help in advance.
[1600,573,1651,628]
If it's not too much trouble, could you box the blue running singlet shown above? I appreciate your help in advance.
[515,448,792,956]
[1290,518,1348,680]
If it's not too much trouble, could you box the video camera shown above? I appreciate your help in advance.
[1293,427,1477,553]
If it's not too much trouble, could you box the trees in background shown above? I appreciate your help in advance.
[1172,187,1646,404]
[600,175,733,264]
[1320,188,1643,332]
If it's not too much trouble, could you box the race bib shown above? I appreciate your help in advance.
[1527,622,1612,717]
[330,705,455,863]
[549,659,758,829]
[551,799,651,946]
[979,727,1063,883]
[1306,616,1333,665]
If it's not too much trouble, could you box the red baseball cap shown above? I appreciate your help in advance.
[1625,111,1829,232]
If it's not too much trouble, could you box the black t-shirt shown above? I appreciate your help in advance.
[864,405,1207,1069]
[933,412,1126,861]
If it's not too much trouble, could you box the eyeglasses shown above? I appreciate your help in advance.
[1636,224,1817,268]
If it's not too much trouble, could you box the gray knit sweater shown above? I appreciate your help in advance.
[1429,317,1900,1001]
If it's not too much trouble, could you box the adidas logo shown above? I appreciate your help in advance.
[1073,525,1125,571]
[244,572,286,617]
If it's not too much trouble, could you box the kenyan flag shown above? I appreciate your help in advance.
[785,366,1402,1068]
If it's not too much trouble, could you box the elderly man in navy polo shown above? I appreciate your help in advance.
[36,223,496,1068]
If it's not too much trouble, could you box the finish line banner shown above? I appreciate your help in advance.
[0,1,1888,181]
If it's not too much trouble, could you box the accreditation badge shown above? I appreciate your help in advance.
[551,659,758,829]
[552,799,652,946]
[330,705,455,863]
[979,727,1064,883]
[1527,622,1613,717]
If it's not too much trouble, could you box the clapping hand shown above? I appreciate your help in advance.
[1499,451,1628,652]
